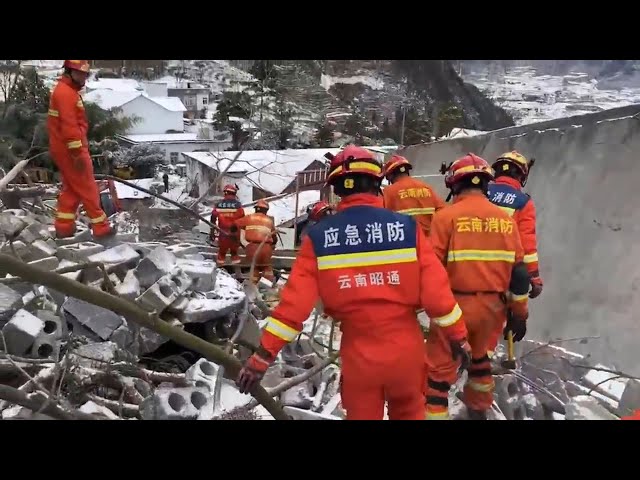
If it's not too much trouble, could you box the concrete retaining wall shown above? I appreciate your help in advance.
[399,105,640,375]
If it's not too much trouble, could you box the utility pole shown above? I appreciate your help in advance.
[400,105,406,146]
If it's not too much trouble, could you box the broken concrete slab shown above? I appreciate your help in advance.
[136,270,192,313]
[134,246,176,289]
[218,379,252,413]
[617,379,640,418]
[281,382,314,409]
[1,240,29,259]
[62,297,124,341]
[140,386,213,420]
[520,363,571,405]
[0,212,27,238]
[27,256,60,271]
[175,258,216,291]
[107,320,169,357]
[0,284,23,322]
[57,260,82,281]
[521,393,546,420]
[115,270,141,301]
[519,341,591,383]
[177,296,245,324]
[183,253,206,261]
[87,243,140,268]
[127,242,168,257]
[54,228,92,246]
[16,221,51,244]
[22,239,57,262]
[494,374,527,421]
[2,405,55,420]
[1,309,45,355]
[70,341,120,368]
[283,405,341,420]
[165,243,201,258]
[79,400,120,419]
[167,295,190,313]
[565,395,620,420]
[56,242,105,262]
[582,366,628,402]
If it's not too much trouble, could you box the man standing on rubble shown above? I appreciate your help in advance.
[235,145,471,420]
[47,60,113,239]
[382,154,446,236]
[232,199,277,283]
[426,153,530,420]
[486,151,542,357]
[210,184,244,266]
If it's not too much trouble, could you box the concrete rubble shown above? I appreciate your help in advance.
[0,203,637,421]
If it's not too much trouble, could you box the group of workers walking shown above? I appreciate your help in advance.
[235,144,543,421]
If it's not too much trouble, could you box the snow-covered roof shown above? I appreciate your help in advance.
[84,89,186,112]
[244,190,321,226]
[114,178,154,199]
[444,127,487,138]
[84,89,140,110]
[86,78,142,92]
[118,133,229,145]
[183,149,341,194]
[150,76,208,90]
[149,96,187,112]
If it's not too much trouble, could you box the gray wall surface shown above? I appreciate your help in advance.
[399,105,640,374]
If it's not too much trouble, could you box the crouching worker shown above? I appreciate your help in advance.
[232,199,277,283]
[235,145,470,420]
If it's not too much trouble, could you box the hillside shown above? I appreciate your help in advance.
[169,60,515,148]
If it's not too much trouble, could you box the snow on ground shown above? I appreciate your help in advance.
[463,65,640,125]
[320,73,385,92]
[151,174,189,209]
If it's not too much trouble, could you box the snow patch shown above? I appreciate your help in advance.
[320,73,385,92]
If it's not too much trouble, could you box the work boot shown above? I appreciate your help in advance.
[231,255,242,264]
[467,408,488,420]
[92,221,116,239]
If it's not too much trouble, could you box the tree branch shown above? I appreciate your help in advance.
[0,384,98,420]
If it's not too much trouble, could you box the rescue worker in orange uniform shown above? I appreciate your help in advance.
[235,145,471,420]
[298,200,333,244]
[47,60,113,239]
[382,154,446,235]
[426,153,530,420]
[210,184,245,266]
[486,151,542,357]
[232,199,277,283]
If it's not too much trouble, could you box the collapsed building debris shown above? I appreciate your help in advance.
[1,198,638,421]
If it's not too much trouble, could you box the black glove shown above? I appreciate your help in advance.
[236,352,272,394]
[503,311,527,342]
[450,338,472,373]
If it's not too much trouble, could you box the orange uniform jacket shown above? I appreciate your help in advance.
[47,76,90,166]
[430,191,529,317]
[235,212,276,244]
[487,176,541,280]
[257,193,467,360]
[383,176,446,235]
[211,196,244,238]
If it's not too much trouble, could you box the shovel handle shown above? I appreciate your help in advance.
[507,330,515,360]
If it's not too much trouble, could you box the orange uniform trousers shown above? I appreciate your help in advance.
[54,157,110,237]
[217,236,241,265]
[340,318,426,420]
[245,242,274,282]
[426,292,505,414]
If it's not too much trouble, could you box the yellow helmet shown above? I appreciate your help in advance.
[492,151,534,186]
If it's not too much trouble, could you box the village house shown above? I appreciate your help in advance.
[181,149,340,205]
[115,133,233,165]
[148,76,211,119]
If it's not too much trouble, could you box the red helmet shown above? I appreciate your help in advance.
[443,153,494,189]
[223,184,238,195]
[325,145,383,186]
[383,154,412,180]
[309,201,331,221]
[63,60,90,73]
[255,199,269,211]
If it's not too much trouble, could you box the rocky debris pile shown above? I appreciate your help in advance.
[477,339,640,420]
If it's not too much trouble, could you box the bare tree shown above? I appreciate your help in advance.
[0,60,23,119]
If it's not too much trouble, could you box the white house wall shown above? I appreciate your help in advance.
[185,157,253,203]
[120,96,184,135]
[158,141,233,164]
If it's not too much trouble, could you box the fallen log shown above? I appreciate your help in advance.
[0,253,290,420]
[0,384,98,420]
